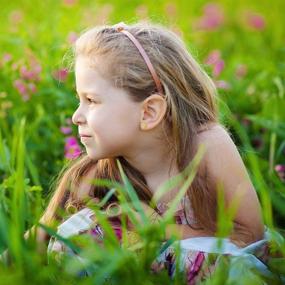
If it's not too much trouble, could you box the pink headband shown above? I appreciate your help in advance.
[116,26,164,95]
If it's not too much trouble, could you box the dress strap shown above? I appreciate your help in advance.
[156,196,198,226]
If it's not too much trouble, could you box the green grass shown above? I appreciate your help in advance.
[0,0,285,284]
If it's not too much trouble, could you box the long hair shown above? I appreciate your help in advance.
[41,21,219,234]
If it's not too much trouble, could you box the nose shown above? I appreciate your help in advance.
[72,105,86,125]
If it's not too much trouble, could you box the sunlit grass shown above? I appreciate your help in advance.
[0,0,285,284]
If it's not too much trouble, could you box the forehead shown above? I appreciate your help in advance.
[75,56,110,94]
[75,56,134,104]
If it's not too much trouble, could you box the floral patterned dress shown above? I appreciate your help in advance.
[47,197,281,284]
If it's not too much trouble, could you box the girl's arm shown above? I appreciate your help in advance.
[198,125,265,246]
[129,125,264,247]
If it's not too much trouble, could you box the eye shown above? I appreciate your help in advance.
[75,92,98,105]
[86,97,97,104]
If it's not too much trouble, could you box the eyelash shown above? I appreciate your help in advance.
[76,96,97,105]
[86,97,96,104]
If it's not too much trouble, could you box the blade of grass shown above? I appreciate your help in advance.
[163,143,205,221]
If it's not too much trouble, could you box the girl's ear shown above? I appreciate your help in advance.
[140,94,167,131]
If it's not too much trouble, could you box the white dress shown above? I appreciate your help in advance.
[47,201,283,284]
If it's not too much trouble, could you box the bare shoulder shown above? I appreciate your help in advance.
[196,123,240,167]
[197,122,264,245]
[196,122,246,193]
[197,123,232,146]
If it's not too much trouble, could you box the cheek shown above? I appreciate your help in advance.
[87,112,103,133]
[88,106,139,139]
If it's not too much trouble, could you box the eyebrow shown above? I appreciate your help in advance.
[75,90,101,98]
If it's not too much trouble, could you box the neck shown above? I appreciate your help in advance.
[123,146,181,203]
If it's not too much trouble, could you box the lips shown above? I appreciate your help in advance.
[79,134,92,138]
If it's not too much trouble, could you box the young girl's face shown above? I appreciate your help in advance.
[72,56,142,160]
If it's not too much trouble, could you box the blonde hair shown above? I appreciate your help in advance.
[41,21,218,234]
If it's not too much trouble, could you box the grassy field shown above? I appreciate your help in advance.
[0,0,285,284]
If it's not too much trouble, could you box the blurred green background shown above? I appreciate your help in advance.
[0,0,285,237]
[0,1,285,284]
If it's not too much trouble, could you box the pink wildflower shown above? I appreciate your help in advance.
[63,0,77,7]
[275,164,285,182]
[53,68,69,82]
[65,136,78,146]
[1,53,12,64]
[64,136,81,159]
[20,64,41,81]
[213,60,225,77]
[214,80,231,90]
[60,126,72,135]
[194,3,225,31]
[275,165,285,173]
[205,50,221,65]
[13,79,27,95]
[246,12,265,30]
[67,31,78,44]
[205,50,225,77]
[27,82,37,94]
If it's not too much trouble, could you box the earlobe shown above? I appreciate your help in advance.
[140,121,148,130]
[140,94,167,130]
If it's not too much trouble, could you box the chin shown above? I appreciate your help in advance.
[86,149,107,161]
[86,151,99,160]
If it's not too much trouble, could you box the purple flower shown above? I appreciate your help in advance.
[13,79,32,101]
[205,50,221,65]
[194,3,225,31]
[20,63,41,81]
[1,53,12,66]
[65,148,81,159]
[275,164,285,182]
[64,136,81,159]
[13,79,27,95]
[205,50,225,78]
[27,82,37,94]
[60,126,72,135]
[213,60,225,77]
[53,68,69,82]
[275,164,285,173]
[65,136,78,147]
[246,12,266,30]
[63,0,77,7]
[67,31,78,44]
[214,80,231,90]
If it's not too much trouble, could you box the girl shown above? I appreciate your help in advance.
[39,21,271,283]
